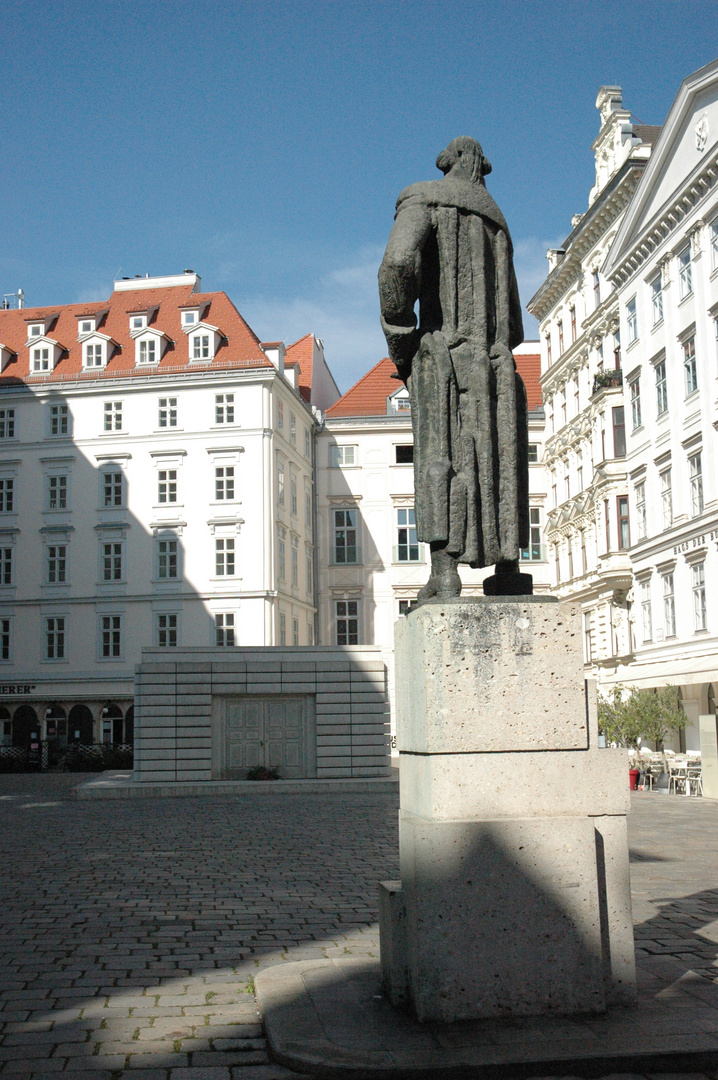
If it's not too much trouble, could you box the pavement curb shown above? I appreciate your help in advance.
[74,771,400,799]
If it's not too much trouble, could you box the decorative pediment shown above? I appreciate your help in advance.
[605,59,718,281]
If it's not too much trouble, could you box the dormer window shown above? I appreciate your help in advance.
[193,334,211,360]
[85,343,104,368]
[29,325,43,338]
[81,321,93,334]
[183,311,197,326]
[185,321,220,363]
[32,346,51,372]
[133,327,166,367]
[139,339,157,364]
[131,315,146,331]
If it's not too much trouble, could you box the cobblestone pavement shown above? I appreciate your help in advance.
[1,774,718,1079]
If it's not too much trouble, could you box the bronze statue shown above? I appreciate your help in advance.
[378,136,532,602]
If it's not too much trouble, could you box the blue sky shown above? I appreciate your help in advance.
[2,0,716,391]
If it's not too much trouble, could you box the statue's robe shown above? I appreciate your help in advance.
[378,177,529,567]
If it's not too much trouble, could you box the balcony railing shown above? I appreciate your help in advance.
[592,369,623,395]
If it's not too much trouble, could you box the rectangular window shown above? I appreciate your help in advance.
[49,403,69,436]
[193,334,210,359]
[655,359,668,416]
[593,269,601,308]
[157,613,178,647]
[692,562,707,631]
[395,444,414,464]
[564,463,570,502]
[612,406,626,458]
[630,379,641,430]
[678,246,692,298]
[635,482,646,540]
[626,296,637,344]
[304,427,311,458]
[292,618,299,647]
[561,387,567,424]
[305,547,313,594]
[331,445,357,467]
[47,475,67,510]
[683,335,698,395]
[0,409,15,439]
[663,573,676,637]
[580,528,587,574]
[45,616,65,660]
[528,443,538,464]
[102,542,122,581]
[158,397,177,428]
[158,469,177,504]
[520,507,542,562]
[307,620,314,646]
[215,538,235,576]
[554,543,561,584]
[613,330,621,369]
[661,469,673,528]
[157,538,178,579]
[650,273,663,324]
[215,393,235,424]
[104,401,122,432]
[290,470,298,516]
[689,452,703,517]
[396,507,419,562]
[0,478,14,512]
[278,533,286,580]
[584,610,593,663]
[336,600,358,645]
[617,499,631,550]
[0,617,10,661]
[215,613,235,647]
[291,537,298,586]
[32,346,50,372]
[85,343,103,367]
[102,471,123,508]
[0,546,12,585]
[139,338,157,364]
[570,305,576,343]
[289,412,296,445]
[305,487,312,528]
[546,334,552,366]
[277,462,285,506]
[215,466,235,501]
[640,581,652,643]
[333,509,357,564]
[101,615,121,658]
[47,544,66,584]
[558,320,564,355]
[279,611,286,645]
[711,218,718,271]
[277,400,284,430]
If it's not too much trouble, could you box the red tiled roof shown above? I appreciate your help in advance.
[0,285,269,384]
[517,352,542,410]
[285,333,314,403]
[327,353,543,418]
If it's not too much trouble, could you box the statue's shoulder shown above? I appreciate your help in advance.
[396,179,508,234]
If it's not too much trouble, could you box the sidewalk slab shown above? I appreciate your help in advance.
[255,956,718,1079]
[74,770,399,799]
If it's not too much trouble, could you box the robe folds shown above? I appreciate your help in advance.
[378,176,529,568]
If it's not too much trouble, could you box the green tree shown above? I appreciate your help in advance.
[598,684,686,768]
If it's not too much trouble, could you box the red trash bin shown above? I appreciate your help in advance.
[629,767,640,790]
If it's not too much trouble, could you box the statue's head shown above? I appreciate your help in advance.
[436,137,492,183]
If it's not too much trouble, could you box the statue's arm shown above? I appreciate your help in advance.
[378,199,432,379]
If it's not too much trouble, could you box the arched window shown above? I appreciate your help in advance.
[68,704,94,745]
[12,705,38,747]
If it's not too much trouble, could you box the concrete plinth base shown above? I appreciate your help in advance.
[381,597,636,1022]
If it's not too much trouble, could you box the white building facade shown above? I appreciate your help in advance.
[0,273,336,749]
[315,345,550,740]
[529,63,718,749]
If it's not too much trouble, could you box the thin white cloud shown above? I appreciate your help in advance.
[239,244,387,393]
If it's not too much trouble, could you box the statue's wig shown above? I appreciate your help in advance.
[436,136,492,181]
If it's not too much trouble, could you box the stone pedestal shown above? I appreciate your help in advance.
[380,597,636,1022]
